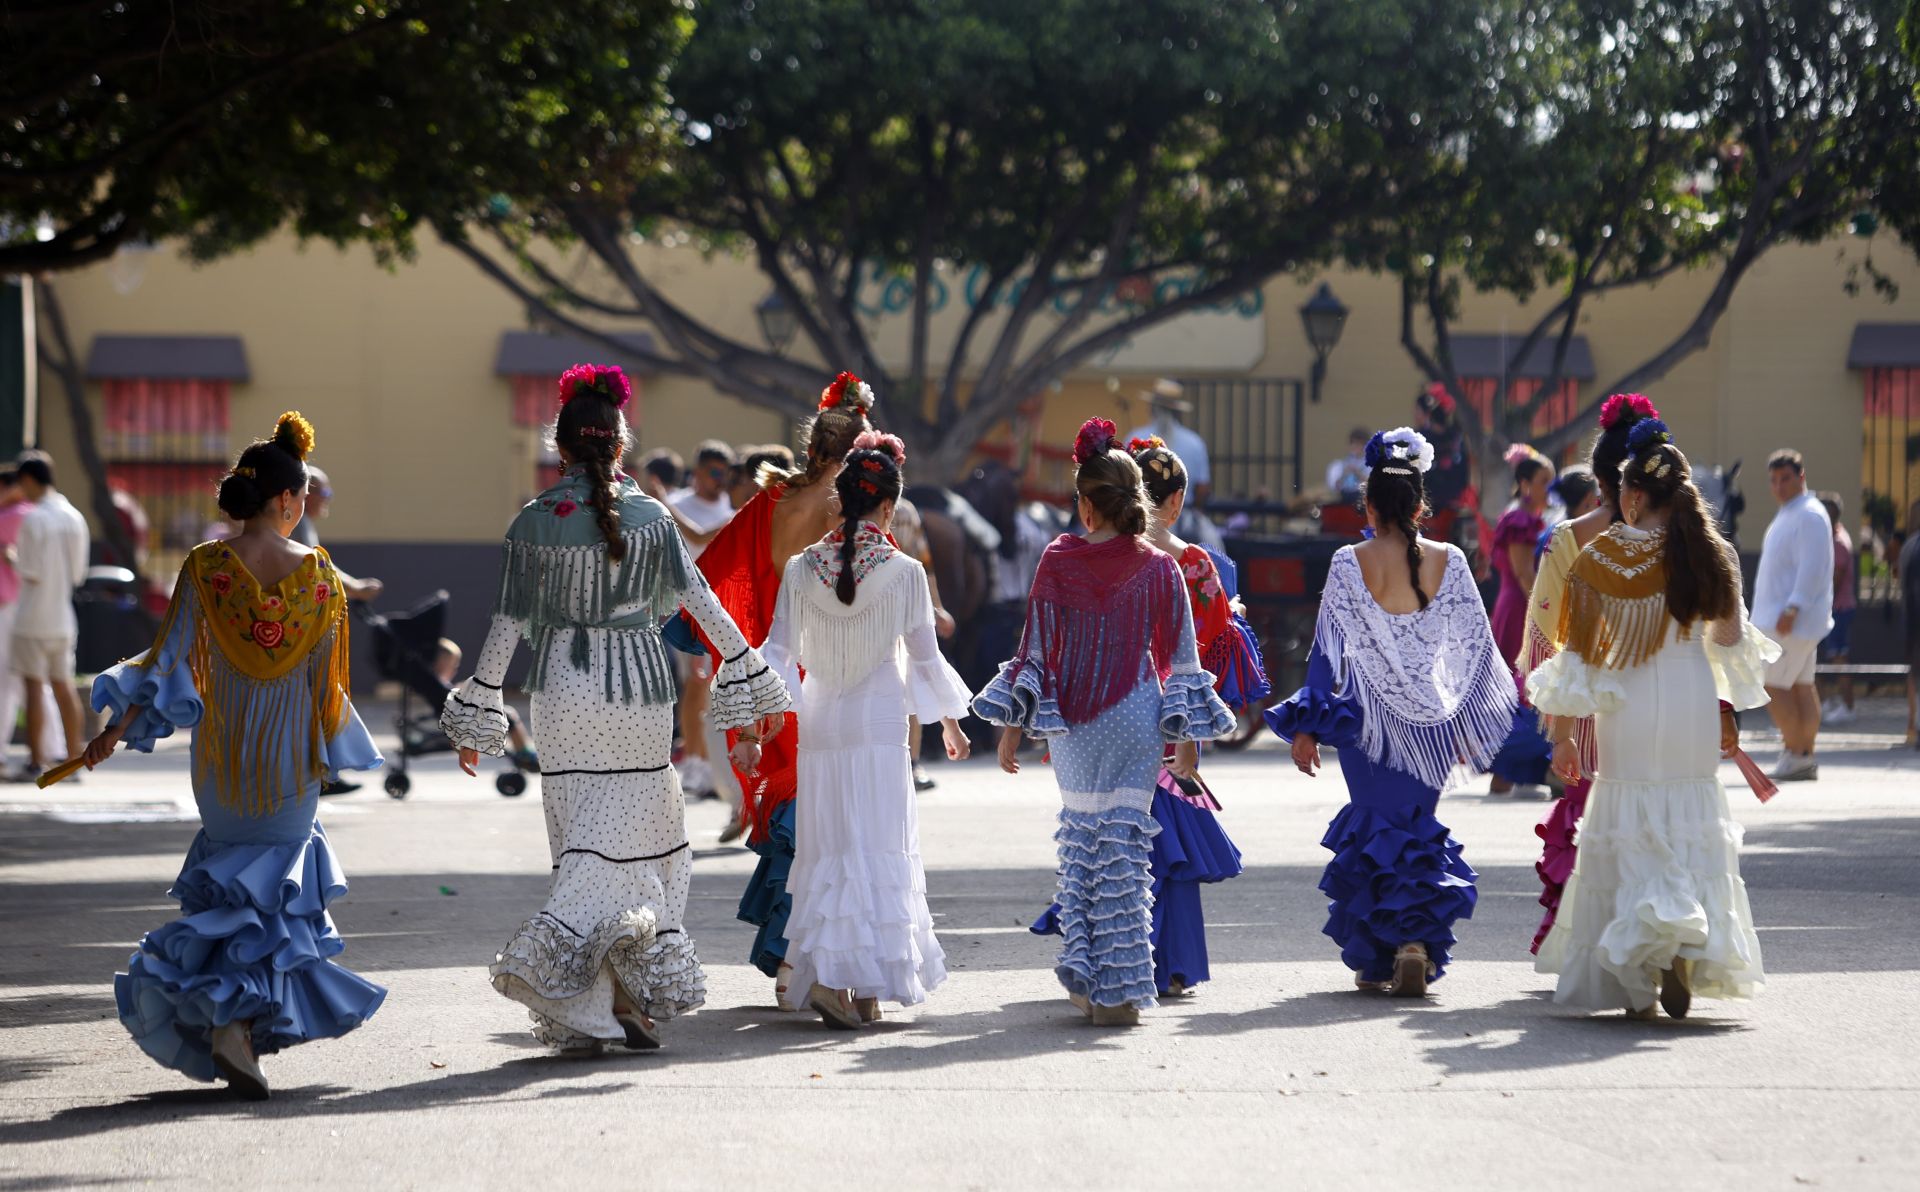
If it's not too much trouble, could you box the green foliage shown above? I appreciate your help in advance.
[0,0,691,272]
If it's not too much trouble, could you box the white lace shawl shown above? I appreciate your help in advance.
[1314,543,1518,791]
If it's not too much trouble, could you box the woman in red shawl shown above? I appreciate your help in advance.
[694,371,873,1007]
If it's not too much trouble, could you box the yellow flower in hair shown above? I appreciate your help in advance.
[274,411,316,460]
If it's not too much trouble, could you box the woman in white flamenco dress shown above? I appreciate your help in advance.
[1529,421,1777,1019]
[763,433,973,1027]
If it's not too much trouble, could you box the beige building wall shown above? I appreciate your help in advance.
[35,231,1920,546]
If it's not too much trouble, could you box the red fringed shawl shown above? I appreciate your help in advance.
[1011,535,1185,726]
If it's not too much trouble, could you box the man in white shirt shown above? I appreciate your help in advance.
[10,452,91,774]
[1325,427,1370,498]
[663,441,739,810]
[1126,379,1212,507]
[1751,449,1834,781]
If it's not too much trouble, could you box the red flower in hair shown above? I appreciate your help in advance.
[1127,436,1166,454]
[1598,392,1658,430]
[819,370,876,413]
[858,479,879,495]
[1421,382,1456,415]
[861,458,885,473]
[1073,418,1119,466]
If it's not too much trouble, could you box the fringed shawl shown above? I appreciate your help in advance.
[153,543,353,817]
[1009,534,1184,727]
[1314,544,1518,792]
[696,484,783,649]
[787,549,925,693]
[496,471,689,699]
[1556,523,1690,671]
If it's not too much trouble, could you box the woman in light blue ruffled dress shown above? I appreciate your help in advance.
[973,419,1234,1027]
[85,413,386,1099]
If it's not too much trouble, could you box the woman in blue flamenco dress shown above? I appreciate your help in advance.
[975,419,1234,1026]
[1029,435,1267,998]
[84,413,386,1099]
[1266,428,1517,996]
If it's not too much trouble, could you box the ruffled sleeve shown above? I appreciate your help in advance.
[972,658,1068,737]
[902,563,972,722]
[91,566,203,752]
[1262,643,1362,748]
[1525,649,1627,719]
[1158,572,1235,742]
[441,677,512,756]
[1706,618,1782,711]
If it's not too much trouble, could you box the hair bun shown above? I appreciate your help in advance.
[851,430,906,466]
[273,411,316,461]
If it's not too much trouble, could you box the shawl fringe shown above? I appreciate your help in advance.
[791,558,922,693]
[1011,545,1182,727]
[1556,529,1693,671]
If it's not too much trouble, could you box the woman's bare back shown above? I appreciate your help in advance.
[767,481,840,579]
[227,533,313,590]
[1352,535,1451,615]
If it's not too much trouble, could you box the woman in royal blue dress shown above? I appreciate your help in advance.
[1266,428,1517,996]
[1028,435,1268,998]
[975,418,1234,1026]
[84,413,387,1099]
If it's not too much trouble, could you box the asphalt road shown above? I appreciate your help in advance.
[2,702,1917,1191]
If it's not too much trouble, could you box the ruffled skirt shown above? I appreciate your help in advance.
[1050,806,1161,1009]
[1537,777,1764,1011]
[1531,778,1590,956]
[782,674,947,1007]
[115,823,386,1082]
[737,799,795,979]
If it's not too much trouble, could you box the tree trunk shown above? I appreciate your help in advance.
[32,279,138,573]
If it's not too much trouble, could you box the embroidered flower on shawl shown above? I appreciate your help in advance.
[554,499,578,518]
[1073,418,1119,465]
[252,620,286,649]
[210,572,233,595]
[806,521,896,590]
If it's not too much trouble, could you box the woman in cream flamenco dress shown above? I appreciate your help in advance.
[443,365,789,1051]
[763,433,974,1028]
[1529,420,1777,1018]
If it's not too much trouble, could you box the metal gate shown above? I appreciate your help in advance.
[1179,376,1304,505]
[1859,367,1918,663]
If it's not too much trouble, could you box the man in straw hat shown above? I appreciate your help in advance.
[1125,378,1212,507]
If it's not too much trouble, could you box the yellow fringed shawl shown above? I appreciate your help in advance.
[143,542,352,816]
[1556,524,1693,671]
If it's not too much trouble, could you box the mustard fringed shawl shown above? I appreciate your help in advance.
[142,542,352,817]
[1555,524,1693,671]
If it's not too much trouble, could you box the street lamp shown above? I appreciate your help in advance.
[1299,282,1349,404]
[755,288,798,354]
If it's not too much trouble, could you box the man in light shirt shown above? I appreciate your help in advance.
[1751,449,1834,781]
[10,452,91,776]
[0,468,60,773]
[1125,379,1212,507]
[663,441,738,811]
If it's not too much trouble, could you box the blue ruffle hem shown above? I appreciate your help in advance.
[737,797,796,978]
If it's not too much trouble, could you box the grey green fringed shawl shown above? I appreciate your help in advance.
[496,471,690,704]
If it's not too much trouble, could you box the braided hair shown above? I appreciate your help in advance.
[831,432,905,605]
[552,364,635,562]
[217,411,314,521]
[1128,435,1188,507]
[1621,420,1739,627]
[1363,428,1436,610]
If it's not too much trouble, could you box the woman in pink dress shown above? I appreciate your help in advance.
[1489,445,1555,661]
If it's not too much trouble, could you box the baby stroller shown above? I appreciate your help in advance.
[353,592,533,799]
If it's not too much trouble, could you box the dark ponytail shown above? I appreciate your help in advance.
[1622,440,1739,627]
[553,375,633,562]
[831,433,906,605]
[1365,464,1433,610]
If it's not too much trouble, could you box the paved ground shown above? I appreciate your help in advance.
[2,697,1917,1191]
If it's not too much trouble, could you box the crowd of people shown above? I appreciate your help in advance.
[61,358,1914,1101]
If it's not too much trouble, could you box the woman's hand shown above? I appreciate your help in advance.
[933,608,956,639]
[752,713,785,743]
[996,726,1022,775]
[82,719,129,769]
[1720,709,1739,759]
[458,747,480,777]
[1551,737,1584,785]
[1290,733,1320,777]
[1168,740,1200,780]
[941,718,971,761]
[730,739,763,777]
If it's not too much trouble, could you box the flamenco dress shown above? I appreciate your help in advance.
[443,471,789,1045]
[1528,523,1775,1012]
[976,534,1233,1010]
[1487,505,1553,787]
[1265,545,1516,985]
[766,524,972,1009]
[690,484,805,978]
[97,544,386,1083]
[1031,543,1267,995]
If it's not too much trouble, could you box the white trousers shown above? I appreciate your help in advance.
[0,602,65,764]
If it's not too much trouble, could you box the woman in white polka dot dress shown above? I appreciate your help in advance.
[764,433,973,1029]
[443,365,790,1052]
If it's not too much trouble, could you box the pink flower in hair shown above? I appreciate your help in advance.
[1073,418,1119,466]
[851,430,906,465]
[557,363,633,410]
[1598,392,1657,430]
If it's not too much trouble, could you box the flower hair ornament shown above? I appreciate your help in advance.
[851,430,906,465]
[1627,418,1676,477]
[1127,435,1166,454]
[1363,427,1435,476]
[1073,418,1119,466]
[819,370,878,414]
[1503,443,1548,469]
[558,363,634,410]
[1418,382,1457,417]
[1599,392,1658,431]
